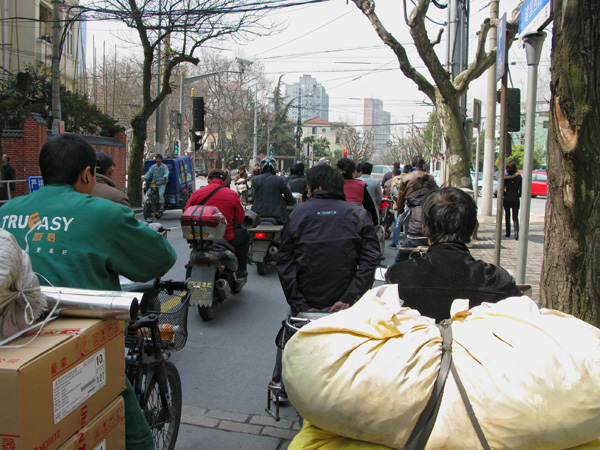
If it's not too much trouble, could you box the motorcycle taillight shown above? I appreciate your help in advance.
[253,232,273,239]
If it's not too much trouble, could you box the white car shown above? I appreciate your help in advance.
[371,165,392,180]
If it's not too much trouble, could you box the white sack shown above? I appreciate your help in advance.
[0,229,47,339]
[282,285,600,450]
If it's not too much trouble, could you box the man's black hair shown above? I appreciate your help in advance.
[295,162,305,176]
[360,162,373,175]
[403,164,411,174]
[39,133,96,185]
[413,174,438,191]
[392,169,401,176]
[422,187,477,244]
[335,157,356,180]
[411,155,426,168]
[393,162,400,169]
[3,154,9,162]
[356,162,362,174]
[156,153,163,160]
[306,164,345,198]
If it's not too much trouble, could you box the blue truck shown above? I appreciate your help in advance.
[144,155,194,211]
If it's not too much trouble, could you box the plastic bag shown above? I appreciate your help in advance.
[283,285,600,449]
[0,229,47,340]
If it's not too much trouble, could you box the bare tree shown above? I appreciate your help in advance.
[339,127,375,162]
[540,0,600,326]
[78,0,284,205]
[351,0,521,189]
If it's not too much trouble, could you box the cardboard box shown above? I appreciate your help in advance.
[0,318,125,450]
[58,396,125,450]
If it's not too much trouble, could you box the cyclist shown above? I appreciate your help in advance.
[0,133,176,450]
[185,169,250,278]
[142,154,169,213]
[251,157,295,224]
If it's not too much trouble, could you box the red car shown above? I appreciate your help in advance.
[531,170,547,197]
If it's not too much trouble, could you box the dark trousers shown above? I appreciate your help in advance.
[504,203,520,236]
[229,226,250,272]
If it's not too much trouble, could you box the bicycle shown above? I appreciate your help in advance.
[144,180,164,222]
[124,278,191,450]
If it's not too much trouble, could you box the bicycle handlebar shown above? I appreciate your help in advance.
[154,279,193,293]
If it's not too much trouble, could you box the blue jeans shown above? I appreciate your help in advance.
[157,184,166,205]
[392,209,411,245]
[394,236,429,263]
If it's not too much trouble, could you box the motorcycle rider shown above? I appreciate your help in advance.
[251,157,295,224]
[185,168,249,278]
[0,133,176,450]
[142,153,169,212]
[271,164,380,400]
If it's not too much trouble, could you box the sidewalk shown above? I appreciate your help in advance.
[470,213,545,302]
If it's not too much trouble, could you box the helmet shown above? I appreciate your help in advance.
[260,157,277,174]
[208,169,227,181]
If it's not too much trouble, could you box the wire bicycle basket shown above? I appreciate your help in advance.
[142,288,191,351]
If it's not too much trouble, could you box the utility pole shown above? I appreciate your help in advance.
[51,0,61,135]
[253,85,258,166]
[481,0,499,215]
[155,0,163,155]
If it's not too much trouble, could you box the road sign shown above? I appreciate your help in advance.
[496,13,507,83]
[28,175,44,193]
[519,0,552,37]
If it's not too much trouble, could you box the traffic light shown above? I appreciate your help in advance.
[192,97,205,132]
[343,149,348,157]
[192,133,202,152]
[173,140,179,155]
[497,88,521,132]
[269,146,274,157]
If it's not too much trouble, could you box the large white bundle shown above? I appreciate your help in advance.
[0,229,47,340]
[283,285,600,450]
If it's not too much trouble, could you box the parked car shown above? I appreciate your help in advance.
[493,170,547,198]
[196,167,208,177]
[371,165,392,180]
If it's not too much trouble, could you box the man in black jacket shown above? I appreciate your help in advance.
[386,187,521,322]
[251,157,295,224]
[277,164,381,315]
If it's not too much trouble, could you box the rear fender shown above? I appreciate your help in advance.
[188,265,216,307]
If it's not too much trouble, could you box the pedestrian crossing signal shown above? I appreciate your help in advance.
[174,140,179,154]
[343,149,348,157]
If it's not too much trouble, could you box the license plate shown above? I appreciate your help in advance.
[189,266,214,306]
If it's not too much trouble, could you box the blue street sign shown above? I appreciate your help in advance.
[519,0,552,37]
[496,13,507,83]
[28,175,44,193]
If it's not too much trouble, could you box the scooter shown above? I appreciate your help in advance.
[181,205,252,321]
[379,195,394,239]
[236,178,249,207]
[248,193,302,275]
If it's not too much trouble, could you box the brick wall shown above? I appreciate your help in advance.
[1,114,127,197]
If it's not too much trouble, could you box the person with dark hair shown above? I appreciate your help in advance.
[91,151,130,207]
[142,153,169,212]
[0,133,177,450]
[394,174,438,263]
[336,157,378,225]
[251,157,295,224]
[357,161,382,206]
[381,161,400,187]
[1,154,16,200]
[385,187,521,322]
[389,164,414,249]
[185,169,250,277]
[503,161,522,240]
[383,168,401,198]
[272,164,381,398]
[235,164,248,182]
[286,162,306,196]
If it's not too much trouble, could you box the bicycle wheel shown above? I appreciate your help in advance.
[144,199,155,222]
[143,361,182,450]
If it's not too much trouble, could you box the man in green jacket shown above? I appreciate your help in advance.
[1,133,177,450]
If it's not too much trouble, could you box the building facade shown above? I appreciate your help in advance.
[286,75,329,122]
[363,98,391,154]
[1,0,85,90]
[301,117,354,155]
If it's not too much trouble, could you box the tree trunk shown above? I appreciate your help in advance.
[127,113,148,207]
[539,0,600,326]
[435,95,472,189]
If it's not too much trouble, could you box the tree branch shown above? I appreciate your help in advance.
[351,0,435,102]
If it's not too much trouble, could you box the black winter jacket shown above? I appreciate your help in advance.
[405,187,436,237]
[251,172,295,224]
[386,242,521,322]
[277,191,381,314]
[503,173,522,205]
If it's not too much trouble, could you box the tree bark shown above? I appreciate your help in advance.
[539,0,600,326]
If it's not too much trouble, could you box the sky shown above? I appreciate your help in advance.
[84,0,553,133]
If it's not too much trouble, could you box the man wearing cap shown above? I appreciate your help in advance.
[91,151,130,207]
[185,169,249,278]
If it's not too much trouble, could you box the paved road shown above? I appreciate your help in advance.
[141,183,546,449]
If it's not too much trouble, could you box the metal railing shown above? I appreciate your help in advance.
[0,179,27,205]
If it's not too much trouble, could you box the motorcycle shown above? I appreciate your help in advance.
[180,206,256,321]
[248,193,302,275]
[236,178,249,207]
[379,195,394,239]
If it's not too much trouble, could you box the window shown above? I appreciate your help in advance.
[65,25,73,56]
[335,137,340,144]
[39,6,53,43]
[322,128,327,133]
[312,127,317,134]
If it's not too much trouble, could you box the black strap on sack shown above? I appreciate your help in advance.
[404,319,490,450]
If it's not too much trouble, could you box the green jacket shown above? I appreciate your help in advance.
[0,184,176,290]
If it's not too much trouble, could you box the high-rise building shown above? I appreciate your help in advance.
[285,75,329,122]
[364,98,391,153]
